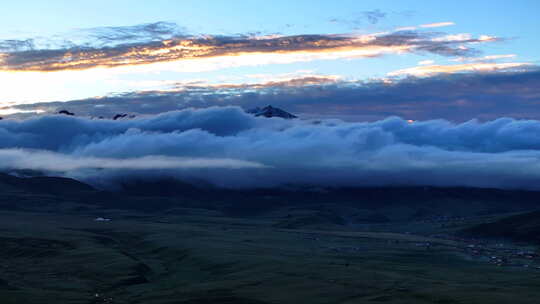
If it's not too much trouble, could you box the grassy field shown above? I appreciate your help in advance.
[0,174,539,303]
[0,208,539,304]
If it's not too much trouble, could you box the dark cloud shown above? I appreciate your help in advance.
[363,10,387,24]
[0,22,496,71]
[0,39,35,52]
[330,9,387,27]
[82,22,186,47]
[10,69,540,122]
[2,107,540,189]
[0,22,184,51]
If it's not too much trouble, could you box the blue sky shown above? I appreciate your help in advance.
[0,0,539,120]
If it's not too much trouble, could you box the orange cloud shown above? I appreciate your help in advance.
[178,74,342,90]
[0,30,496,73]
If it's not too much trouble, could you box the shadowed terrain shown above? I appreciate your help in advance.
[0,173,539,303]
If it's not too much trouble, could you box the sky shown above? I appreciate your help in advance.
[0,0,539,121]
[2,1,540,190]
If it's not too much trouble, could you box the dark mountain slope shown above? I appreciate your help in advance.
[247,105,297,119]
[0,173,94,195]
[1,173,540,225]
[463,210,540,243]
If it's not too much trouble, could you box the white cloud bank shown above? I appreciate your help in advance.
[0,149,265,171]
[2,106,540,189]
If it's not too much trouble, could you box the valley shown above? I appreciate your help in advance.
[0,174,539,303]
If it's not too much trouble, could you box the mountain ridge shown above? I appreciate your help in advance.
[247,105,297,119]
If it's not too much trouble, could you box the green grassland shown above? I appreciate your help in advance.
[0,209,538,304]
[0,174,539,303]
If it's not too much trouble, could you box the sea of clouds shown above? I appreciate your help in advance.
[1,106,540,189]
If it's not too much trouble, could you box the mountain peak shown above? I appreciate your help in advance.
[58,110,75,116]
[247,105,297,119]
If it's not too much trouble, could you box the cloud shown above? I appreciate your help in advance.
[0,149,265,171]
[0,39,35,52]
[3,106,540,189]
[395,26,418,31]
[451,54,517,62]
[363,10,387,24]
[8,68,540,122]
[388,62,531,77]
[0,22,184,52]
[171,73,342,90]
[0,22,499,72]
[81,22,185,47]
[420,22,455,28]
[418,60,434,65]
